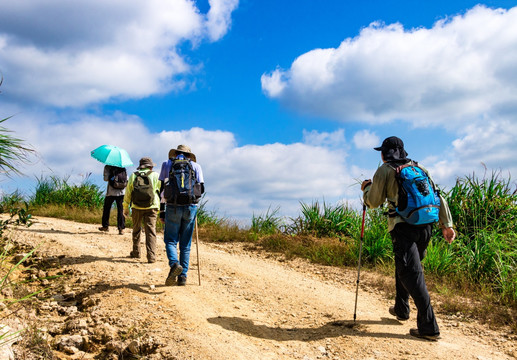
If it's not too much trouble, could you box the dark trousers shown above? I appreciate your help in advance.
[101,195,125,230]
[390,222,439,336]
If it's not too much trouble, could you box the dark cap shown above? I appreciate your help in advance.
[374,136,408,161]
[374,136,405,151]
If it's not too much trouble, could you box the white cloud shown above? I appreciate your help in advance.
[302,128,346,148]
[352,130,379,150]
[3,113,357,221]
[205,0,240,41]
[0,0,238,107]
[425,119,517,187]
[261,5,517,129]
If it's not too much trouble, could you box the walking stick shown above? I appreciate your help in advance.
[353,203,367,323]
[195,216,201,286]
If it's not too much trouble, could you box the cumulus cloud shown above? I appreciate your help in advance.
[352,130,379,150]
[425,119,517,186]
[4,113,357,220]
[205,0,240,41]
[261,5,517,128]
[0,0,238,107]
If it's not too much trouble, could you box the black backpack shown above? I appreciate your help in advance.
[131,170,155,207]
[163,159,201,205]
[109,167,128,189]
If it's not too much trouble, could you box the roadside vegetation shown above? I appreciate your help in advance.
[1,170,516,330]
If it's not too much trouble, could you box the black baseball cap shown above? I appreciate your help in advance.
[374,136,405,151]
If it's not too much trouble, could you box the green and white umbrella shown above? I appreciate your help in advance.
[90,145,133,168]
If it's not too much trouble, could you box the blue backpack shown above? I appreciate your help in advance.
[389,161,441,225]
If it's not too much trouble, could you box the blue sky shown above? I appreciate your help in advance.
[1,0,516,221]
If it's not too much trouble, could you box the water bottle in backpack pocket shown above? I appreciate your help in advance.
[164,159,201,205]
[391,161,441,225]
[131,170,155,207]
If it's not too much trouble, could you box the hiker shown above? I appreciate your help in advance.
[159,145,204,286]
[361,136,455,341]
[123,157,161,263]
[99,165,127,235]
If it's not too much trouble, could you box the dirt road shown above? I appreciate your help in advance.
[9,216,517,359]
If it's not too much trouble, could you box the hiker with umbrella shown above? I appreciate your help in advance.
[91,145,132,235]
[361,136,455,341]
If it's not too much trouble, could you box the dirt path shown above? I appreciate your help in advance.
[8,216,517,359]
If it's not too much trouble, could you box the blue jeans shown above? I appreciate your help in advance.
[164,204,198,277]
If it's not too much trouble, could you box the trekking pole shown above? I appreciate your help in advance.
[353,203,367,323]
[195,216,201,286]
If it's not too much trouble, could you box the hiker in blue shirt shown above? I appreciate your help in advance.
[159,145,204,286]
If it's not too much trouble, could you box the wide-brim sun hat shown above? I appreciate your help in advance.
[168,144,197,162]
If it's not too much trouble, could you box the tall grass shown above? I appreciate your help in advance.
[0,118,34,177]
[292,201,359,238]
[443,172,517,304]
[251,206,282,235]
[447,171,517,235]
[31,175,104,209]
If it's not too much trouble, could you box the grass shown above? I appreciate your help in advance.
[0,117,34,177]
[32,175,104,209]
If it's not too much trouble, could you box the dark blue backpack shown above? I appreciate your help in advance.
[163,158,200,205]
[390,161,441,225]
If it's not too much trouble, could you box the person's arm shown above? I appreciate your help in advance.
[123,174,134,217]
[362,166,388,209]
[438,193,455,243]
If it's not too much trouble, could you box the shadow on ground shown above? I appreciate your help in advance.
[207,316,418,341]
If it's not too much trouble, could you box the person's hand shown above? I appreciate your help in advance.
[361,179,372,191]
[123,209,129,218]
[442,227,456,244]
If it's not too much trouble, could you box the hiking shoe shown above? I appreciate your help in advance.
[129,251,140,259]
[98,226,109,232]
[118,229,124,235]
[165,264,183,286]
[177,275,187,286]
[389,306,409,321]
[409,328,441,341]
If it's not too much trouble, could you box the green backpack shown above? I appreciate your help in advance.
[131,170,154,207]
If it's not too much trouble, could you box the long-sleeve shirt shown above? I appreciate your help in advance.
[103,165,125,197]
[123,169,161,211]
[363,162,453,232]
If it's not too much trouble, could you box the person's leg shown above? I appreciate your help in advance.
[143,209,157,263]
[101,196,115,229]
[115,195,125,231]
[163,205,183,267]
[392,223,439,336]
[178,205,198,278]
[131,209,144,257]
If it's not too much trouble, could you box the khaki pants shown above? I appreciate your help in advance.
[131,208,157,262]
